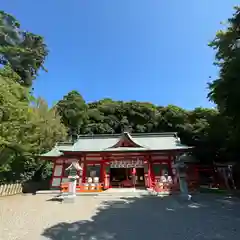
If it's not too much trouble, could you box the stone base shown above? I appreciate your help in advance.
[53,192,76,203]
[63,196,75,204]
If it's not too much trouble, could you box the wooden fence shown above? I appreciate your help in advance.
[0,183,23,196]
[0,181,50,196]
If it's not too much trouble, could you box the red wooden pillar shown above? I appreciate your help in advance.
[103,162,110,189]
[50,158,56,188]
[168,155,173,177]
[149,164,152,187]
[59,159,65,185]
[82,154,87,183]
[144,155,149,188]
[76,156,81,186]
[149,155,154,187]
[100,155,105,183]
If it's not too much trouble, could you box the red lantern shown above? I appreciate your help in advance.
[132,168,136,175]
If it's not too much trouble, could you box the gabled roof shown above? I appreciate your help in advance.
[40,142,74,157]
[73,134,119,152]
[40,132,192,157]
[40,147,63,158]
[72,132,189,152]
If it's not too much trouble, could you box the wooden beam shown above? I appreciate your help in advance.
[82,154,87,183]
[61,148,190,156]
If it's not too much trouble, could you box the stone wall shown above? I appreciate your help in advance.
[0,183,23,196]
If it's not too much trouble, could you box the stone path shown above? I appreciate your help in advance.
[0,193,240,240]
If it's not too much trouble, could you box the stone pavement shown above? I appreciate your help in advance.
[0,193,240,240]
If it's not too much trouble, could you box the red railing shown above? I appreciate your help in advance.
[152,181,179,193]
[60,182,104,193]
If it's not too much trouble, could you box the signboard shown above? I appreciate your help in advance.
[110,160,144,168]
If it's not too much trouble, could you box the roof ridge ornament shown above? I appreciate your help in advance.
[122,124,132,133]
[175,134,181,145]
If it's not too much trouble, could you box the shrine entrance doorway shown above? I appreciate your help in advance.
[135,168,145,187]
[110,168,131,187]
[109,159,145,188]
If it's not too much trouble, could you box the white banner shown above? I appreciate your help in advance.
[110,160,144,168]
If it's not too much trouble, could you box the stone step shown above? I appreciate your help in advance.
[96,192,152,198]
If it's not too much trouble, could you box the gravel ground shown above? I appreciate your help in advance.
[0,193,240,240]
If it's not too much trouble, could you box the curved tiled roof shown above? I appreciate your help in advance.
[41,132,191,157]
[73,135,119,152]
[40,147,63,157]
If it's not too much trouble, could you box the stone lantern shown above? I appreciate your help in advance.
[65,160,82,197]
[174,154,191,200]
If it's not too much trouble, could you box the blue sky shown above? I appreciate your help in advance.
[1,0,239,109]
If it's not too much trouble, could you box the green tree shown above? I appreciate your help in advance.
[0,11,48,87]
[208,6,240,127]
[10,98,67,182]
[207,6,240,163]
[0,11,67,184]
[0,74,30,162]
[56,91,236,164]
[56,91,88,139]
[0,74,67,183]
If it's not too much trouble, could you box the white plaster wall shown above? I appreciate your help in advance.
[61,178,69,183]
[53,165,63,177]
[51,178,61,187]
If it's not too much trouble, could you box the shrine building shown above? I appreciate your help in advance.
[41,132,192,191]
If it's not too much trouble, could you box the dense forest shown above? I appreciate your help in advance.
[0,7,240,184]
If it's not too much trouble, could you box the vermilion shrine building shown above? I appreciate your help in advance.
[41,132,192,191]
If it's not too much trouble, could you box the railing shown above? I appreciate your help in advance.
[152,182,171,193]
[61,182,103,193]
[152,181,180,194]
[0,183,23,196]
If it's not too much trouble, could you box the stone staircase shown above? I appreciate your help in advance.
[96,188,153,198]
[47,188,174,203]
[37,187,173,198]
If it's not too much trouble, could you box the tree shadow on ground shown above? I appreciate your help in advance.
[42,194,240,240]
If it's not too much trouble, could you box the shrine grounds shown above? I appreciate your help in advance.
[1,193,240,240]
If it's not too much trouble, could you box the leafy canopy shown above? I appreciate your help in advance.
[0,11,48,87]
[208,6,240,124]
